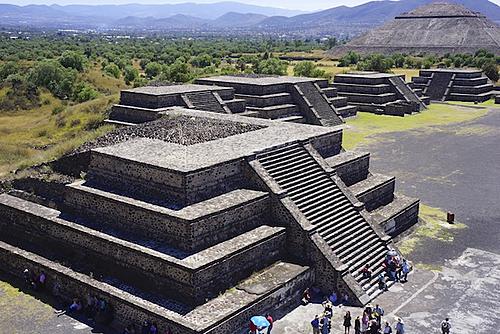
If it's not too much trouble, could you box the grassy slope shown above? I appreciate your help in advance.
[0,67,125,176]
[342,102,490,150]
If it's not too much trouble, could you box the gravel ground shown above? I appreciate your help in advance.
[75,115,264,153]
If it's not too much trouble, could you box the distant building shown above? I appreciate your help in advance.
[329,2,500,57]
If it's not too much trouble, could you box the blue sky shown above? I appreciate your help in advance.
[4,0,500,11]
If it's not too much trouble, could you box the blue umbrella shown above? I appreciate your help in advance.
[251,316,270,328]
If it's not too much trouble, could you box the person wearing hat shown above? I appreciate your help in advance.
[395,318,405,334]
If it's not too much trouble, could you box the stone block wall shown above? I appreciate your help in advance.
[333,155,370,187]
[87,152,246,206]
[0,200,286,305]
[110,105,163,123]
[0,242,196,334]
[64,184,271,252]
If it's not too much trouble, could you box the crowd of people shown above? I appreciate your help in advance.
[311,302,406,334]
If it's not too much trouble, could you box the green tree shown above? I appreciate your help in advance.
[0,61,20,81]
[164,60,192,83]
[145,62,162,79]
[293,61,325,78]
[255,58,287,75]
[190,53,213,68]
[124,66,139,85]
[73,83,98,102]
[28,60,77,99]
[59,51,85,72]
[104,63,121,79]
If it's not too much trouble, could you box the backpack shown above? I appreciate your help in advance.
[441,322,449,330]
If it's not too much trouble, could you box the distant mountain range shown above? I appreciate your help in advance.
[0,0,499,36]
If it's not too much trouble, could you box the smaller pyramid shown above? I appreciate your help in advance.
[329,2,500,57]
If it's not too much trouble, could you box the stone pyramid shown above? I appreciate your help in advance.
[329,2,500,57]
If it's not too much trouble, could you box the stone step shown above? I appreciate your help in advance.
[308,199,353,225]
[238,110,261,118]
[329,96,348,108]
[447,92,493,102]
[0,193,285,305]
[276,169,327,190]
[336,105,358,118]
[247,104,299,119]
[370,193,420,236]
[288,180,335,200]
[322,215,367,247]
[333,82,392,94]
[325,151,370,186]
[65,182,271,252]
[337,92,398,104]
[235,92,293,107]
[224,98,246,113]
[315,209,360,236]
[450,83,494,94]
[296,188,343,212]
[264,156,316,175]
[349,173,395,211]
[103,119,137,127]
[109,104,166,123]
[273,162,322,185]
[0,239,311,334]
[277,115,306,123]
[344,240,384,269]
[322,87,339,98]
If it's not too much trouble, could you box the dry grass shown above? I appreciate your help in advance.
[0,92,117,176]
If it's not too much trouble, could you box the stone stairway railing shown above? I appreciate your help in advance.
[426,72,454,101]
[389,76,426,110]
[294,82,344,126]
[251,142,395,302]
[182,91,231,114]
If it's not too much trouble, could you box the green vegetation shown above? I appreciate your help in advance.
[398,204,467,258]
[343,103,490,149]
[293,61,326,78]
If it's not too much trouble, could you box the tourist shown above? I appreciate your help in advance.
[84,293,98,320]
[374,304,384,325]
[22,268,37,290]
[322,299,333,317]
[395,318,405,334]
[440,317,451,334]
[311,315,321,334]
[321,315,330,334]
[360,264,372,279]
[55,298,83,317]
[361,311,369,333]
[388,259,398,281]
[302,288,312,305]
[266,313,273,334]
[401,260,410,283]
[341,291,349,306]
[383,321,392,334]
[38,270,46,290]
[343,311,352,334]
[329,290,338,305]
[368,320,379,334]
[378,273,388,291]
[354,315,361,334]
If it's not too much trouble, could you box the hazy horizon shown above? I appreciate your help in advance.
[4,0,499,12]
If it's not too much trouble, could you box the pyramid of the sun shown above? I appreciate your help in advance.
[329,2,500,57]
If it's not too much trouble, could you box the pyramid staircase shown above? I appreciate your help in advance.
[182,91,231,113]
[412,69,495,102]
[389,76,427,110]
[256,143,394,297]
[320,85,358,118]
[294,81,344,126]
